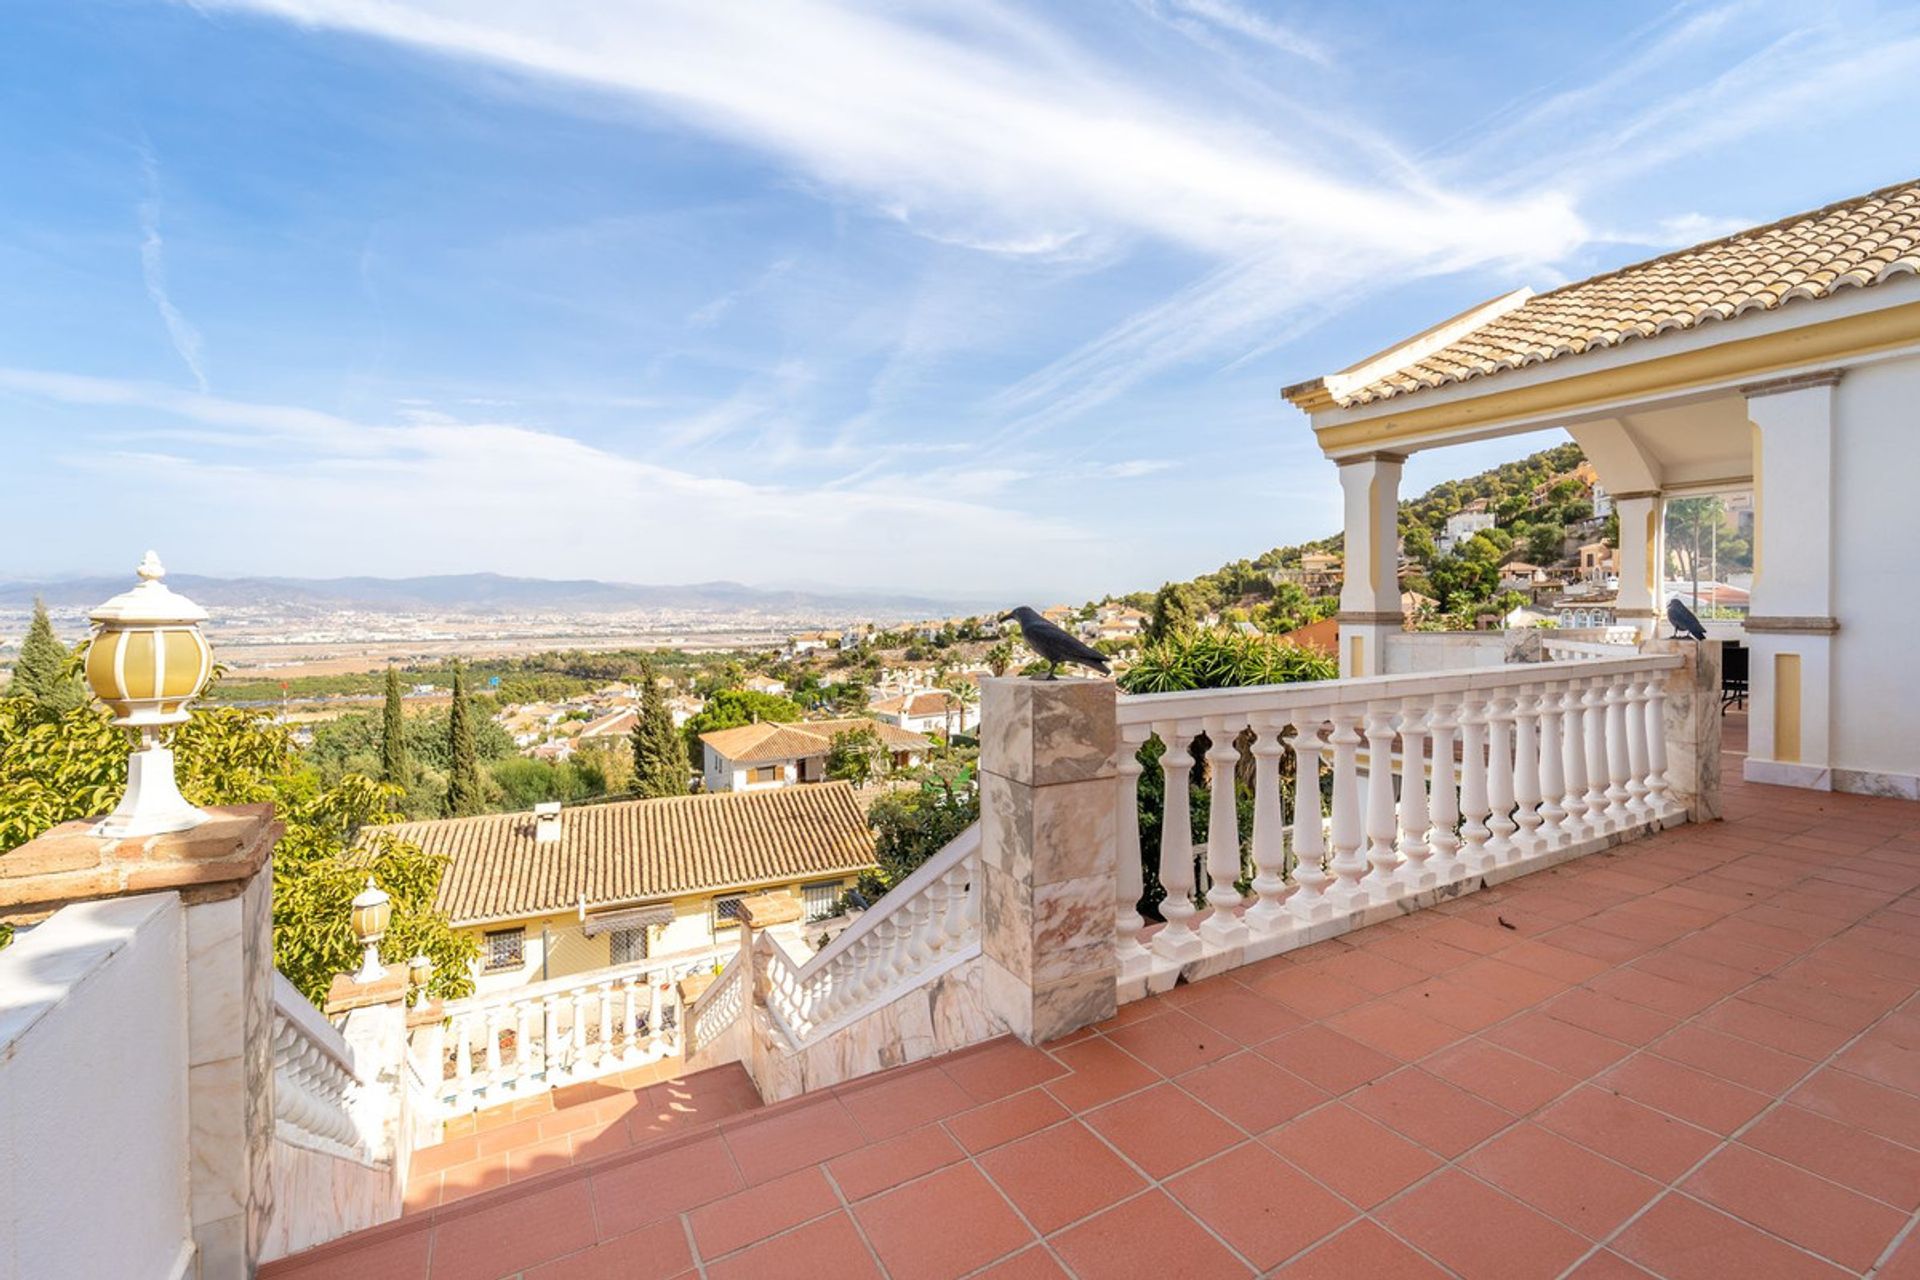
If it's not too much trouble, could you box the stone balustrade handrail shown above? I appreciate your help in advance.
[439,945,734,1018]
[685,948,747,1058]
[757,823,981,1047]
[272,971,361,1084]
[271,974,369,1160]
[1541,637,1643,660]
[1112,652,1690,997]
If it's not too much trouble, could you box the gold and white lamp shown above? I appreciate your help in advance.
[85,551,215,838]
[350,877,392,984]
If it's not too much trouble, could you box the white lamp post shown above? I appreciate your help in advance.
[85,551,215,838]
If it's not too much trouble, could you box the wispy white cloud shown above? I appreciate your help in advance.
[136,147,209,392]
[1142,0,1330,65]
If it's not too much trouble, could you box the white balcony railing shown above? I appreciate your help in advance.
[759,823,980,1047]
[1114,653,1686,990]
[271,972,370,1161]
[684,948,747,1059]
[429,949,728,1115]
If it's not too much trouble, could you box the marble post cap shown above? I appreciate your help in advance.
[0,803,279,924]
[736,892,803,928]
[325,964,409,1015]
[678,971,717,1004]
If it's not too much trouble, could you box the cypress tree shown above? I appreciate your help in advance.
[10,598,84,712]
[444,662,482,816]
[630,661,689,798]
[381,665,409,786]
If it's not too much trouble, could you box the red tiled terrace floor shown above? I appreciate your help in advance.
[265,738,1920,1279]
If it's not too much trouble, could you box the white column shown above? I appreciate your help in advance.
[1201,720,1249,948]
[1427,701,1463,882]
[1458,695,1492,873]
[1153,722,1203,962]
[1560,682,1590,843]
[1326,709,1370,908]
[1245,718,1291,935]
[1484,692,1517,864]
[1511,685,1544,856]
[1536,680,1568,850]
[1613,491,1665,640]
[1744,372,1839,789]
[1362,705,1402,895]
[1115,724,1152,980]
[1287,713,1333,924]
[1335,452,1406,677]
[1397,701,1436,891]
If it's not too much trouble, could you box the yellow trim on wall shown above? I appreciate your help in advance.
[1348,635,1365,677]
[1774,652,1802,763]
[1314,301,1920,454]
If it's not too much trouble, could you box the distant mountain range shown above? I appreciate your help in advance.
[0,572,984,621]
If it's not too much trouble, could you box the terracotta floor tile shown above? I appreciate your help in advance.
[1422,1038,1580,1114]
[1542,987,1675,1046]
[1176,1050,1327,1134]
[1587,966,1722,1019]
[1485,1011,1635,1078]
[689,1166,839,1259]
[1166,1143,1353,1271]
[1325,998,1464,1062]
[1104,1008,1239,1076]
[1536,1087,1720,1181]
[591,1133,742,1237]
[1612,1193,1852,1280]
[1246,965,1375,1020]
[435,1155,513,1204]
[1262,1103,1439,1208]
[1833,1033,1920,1094]
[1561,1250,1656,1279]
[1881,1232,1920,1280]
[408,1134,478,1178]
[1790,1066,1920,1147]
[1353,931,1480,976]
[1682,1143,1908,1271]
[1463,1123,1662,1239]
[1254,1024,1400,1095]
[427,1179,599,1280]
[526,1219,691,1280]
[1422,915,1521,955]
[1649,1023,1811,1094]
[1178,983,1305,1045]
[853,1163,1035,1280]
[1085,1082,1240,1179]
[1739,1104,1920,1209]
[1377,1168,1587,1280]
[973,1246,1071,1279]
[1390,976,1516,1032]
[940,1038,1069,1103]
[1270,1221,1451,1279]
[1695,997,1852,1059]
[833,1062,975,1141]
[721,1096,866,1186]
[1348,1066,1514,1157]
[826,1123,964,1202]
[1317,946,1429,994]
[266,1228,432,1280]
[1453,955,1573,1006]
[705,1211,881,1280]
[1049,1191,1253,1279]
[1741,977,1885,1032]
[944,1088,1069,1154]
[1495,938,1612,984]
[977,1120,1145,1233]
[1548,923,1662,965]
[1599,1053,1772,1134]
[1042,1036,1158,1112]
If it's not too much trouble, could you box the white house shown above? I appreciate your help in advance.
[742,673,787,696]
[700,717,930,792]
[1437,505,1497,553]
[869,689,978,736]
[1283,177,1920,800]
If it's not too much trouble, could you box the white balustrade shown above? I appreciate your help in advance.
[431,949,724,1116]
[271,973,369,1160]
[1113,654,1688,995]
[756,823,982,1048]
[685,950,747,1058]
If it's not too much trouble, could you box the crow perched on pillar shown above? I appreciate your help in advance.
[1000,606,1111,679]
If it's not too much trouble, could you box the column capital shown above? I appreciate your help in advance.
[1611,489,1661,503]
[1741,368,1844,398]
[1335,450,1408,467]
[1744,615,1840,635]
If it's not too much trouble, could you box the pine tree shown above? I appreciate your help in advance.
[444,662,482,816]
[10,598,84,712]
[629,661,688,798]
[381,665,409,786]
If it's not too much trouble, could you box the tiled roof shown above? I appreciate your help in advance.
[1291,179,1920,409]
[699,717,928,764]
[389,782,878,926]
[870,691,960,717]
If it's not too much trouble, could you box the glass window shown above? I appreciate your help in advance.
[713,894,746,928]
[483,928,525,972]
[803,880,842,922]
[609,926,648,965]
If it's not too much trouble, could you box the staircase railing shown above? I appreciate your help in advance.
[758,822,981,1046]
[684,948,748,1059]
[271,972,371,1162]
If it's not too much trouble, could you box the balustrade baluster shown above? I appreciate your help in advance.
[1561,682,1590,843]
[1202,718,1250,946]
[570,988,589,1072]
[1152,721,1203,961]
[1537,680,1568,850]
[1115,722,1152,972]
[1326,709,1370,909]
[1396,701,1435,891]
[648,978,666,1052]
[453,1015,473,1102]
[1362,704,1402,897]
[1288,713,1333,924]
[595,982,614,1066]
[1485,692,1518,864]
[1624,675,1652,820]
[1603,677,1632,829]
[622,978,640,1059]
[1582,680,1611,834]
[1245,716,1290,933]
[1458,694,1492,873]
[515,1001,537,1085]
[1644,671,1674,817]
[1427,701,1463,882]
[1512,684,1544,857]
[945,861,970,949]
[483,1007,503,1087]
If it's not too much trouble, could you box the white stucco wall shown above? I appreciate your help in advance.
[1827,353,1920,787]
[0,894,193,1280]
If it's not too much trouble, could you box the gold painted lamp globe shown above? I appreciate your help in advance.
[86,551,214,838]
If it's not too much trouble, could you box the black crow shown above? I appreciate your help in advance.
[1000,606,1111,679]
[1667,597,1707,640]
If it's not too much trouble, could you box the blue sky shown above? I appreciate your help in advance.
[3,0,1918,601]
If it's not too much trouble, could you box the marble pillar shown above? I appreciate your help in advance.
[1643,638,1723,823]
[978,677,1119,1044]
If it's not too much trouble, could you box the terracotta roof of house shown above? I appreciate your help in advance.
[577,707,637,739]
[699,717,928,764]
[388,782,878,927]
[870,690,960,717]
[1287,180,1920,409]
